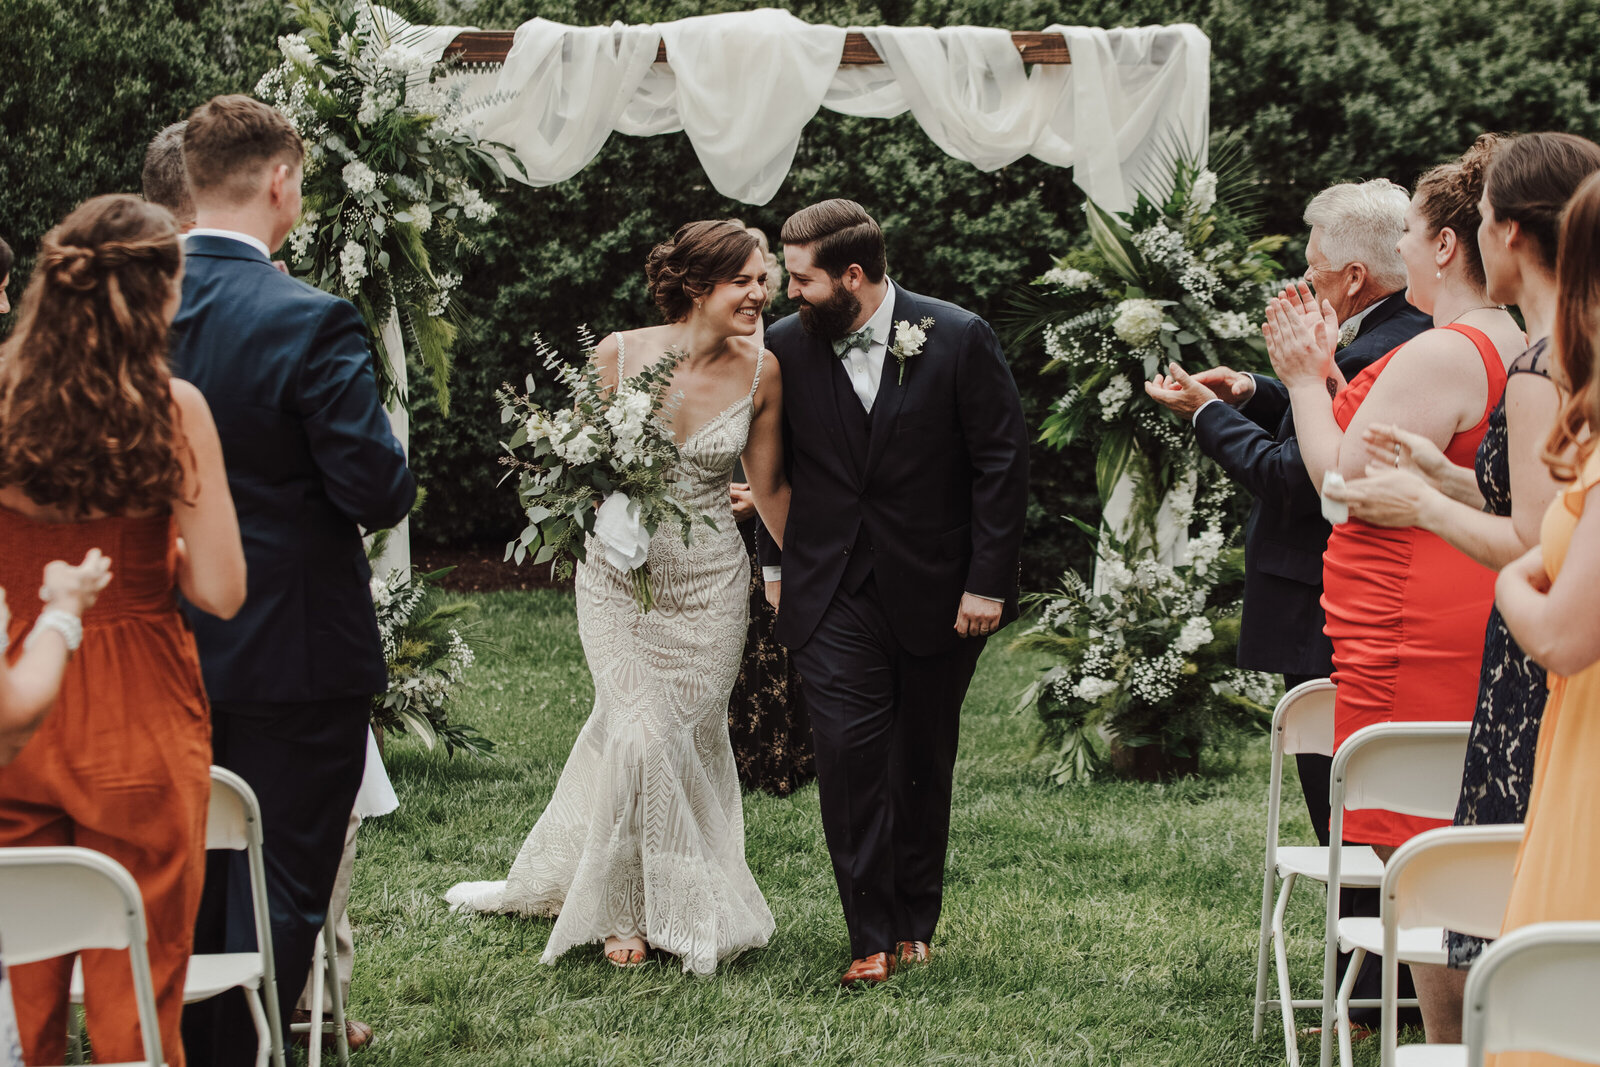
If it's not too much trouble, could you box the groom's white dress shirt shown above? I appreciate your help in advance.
[840,278,899,412]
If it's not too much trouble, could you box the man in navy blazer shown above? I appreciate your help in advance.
[759,200,1029,985]
[169,96,414,1064]
[1146,178,1430,1021]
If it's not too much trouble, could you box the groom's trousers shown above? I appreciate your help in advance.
[793,575,985,959]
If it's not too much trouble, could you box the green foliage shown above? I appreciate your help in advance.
[8,0,1599,589]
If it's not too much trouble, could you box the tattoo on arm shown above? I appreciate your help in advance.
[1326,377,1338,400]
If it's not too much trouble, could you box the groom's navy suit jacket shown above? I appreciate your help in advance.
[169,235,416,705]
[1191,290,1430,676]
[760,284,1029,657]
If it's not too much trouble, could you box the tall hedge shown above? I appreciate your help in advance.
[5,0,1598,585]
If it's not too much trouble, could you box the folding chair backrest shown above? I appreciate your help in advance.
[1387,826,1523,941]
[206,765,263,852]
[1466,921,1600,1066]
[1337,723,1470,820]
[1277,679,1337,757]
[0,846,144,965]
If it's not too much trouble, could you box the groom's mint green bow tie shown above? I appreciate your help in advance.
[833,327,875,357]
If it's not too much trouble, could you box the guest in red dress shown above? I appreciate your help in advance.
[0,195,246,1065]
[1262,135,1528,1042]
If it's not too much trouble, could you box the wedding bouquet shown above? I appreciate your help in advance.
[256,0,523,410]
[497,333,715,612]
[370,565,494,757]
[1011,142,1287,535]
[1012,519,1275,785]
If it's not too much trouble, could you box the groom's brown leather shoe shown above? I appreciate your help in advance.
[840,952,896,986]
[896,940,931,965]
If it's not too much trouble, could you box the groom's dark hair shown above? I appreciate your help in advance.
[781,199,886,283]
[183,95,304,208]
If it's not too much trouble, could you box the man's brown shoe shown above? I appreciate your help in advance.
[840,952,896,986]
[896,940,931,965]
[289,1010,374,1050]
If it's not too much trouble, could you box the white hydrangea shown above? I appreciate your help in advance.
[339,241,367,287]
[1100,557,1136,592]
[1073,676,1120,703]
[277,33,317,67]
[455,187,495,222]
[1185,527,1227,577]
[342,160,378,195]
[1098,373,1133,421]
[405,202,432,232]
[1174,616,1215,656]
[1111,299,1165,348]
[604,383,655,467]
[1208,310,1256,339]
[357,86,399,126]
[1042,266,1096,291]
[376,45,433,77]
[1190,170,1218,216]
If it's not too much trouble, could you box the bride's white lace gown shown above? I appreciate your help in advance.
[446,340,775,975]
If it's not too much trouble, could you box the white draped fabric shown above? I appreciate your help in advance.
[411,8,1209,210]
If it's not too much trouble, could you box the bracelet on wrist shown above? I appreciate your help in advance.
[24,608,83,654]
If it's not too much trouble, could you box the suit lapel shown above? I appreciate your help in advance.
[863,286,911,478]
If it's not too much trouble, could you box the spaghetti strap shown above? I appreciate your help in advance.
[1442,323,1509,427]
[749,349,766,400]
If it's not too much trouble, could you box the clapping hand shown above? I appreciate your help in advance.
[1263,282,1339,388]
[1189,365,1257,405]
[41,549,113,616]
[1144,363,1220,419]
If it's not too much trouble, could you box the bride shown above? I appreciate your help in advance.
[447,220,790,974]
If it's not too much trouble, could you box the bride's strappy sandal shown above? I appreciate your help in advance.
[604,936,649,968]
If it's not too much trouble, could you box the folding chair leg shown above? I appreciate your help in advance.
[1274,873,1301,1067]
[324,920,350,1067]
[245,986,272,1067]
[307,927,325,1067]
[1255,862,1278,1040]
[1336,947,1363,1067]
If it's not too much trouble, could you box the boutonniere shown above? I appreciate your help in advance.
[890,317,935,384]
[1336,320,1359,350]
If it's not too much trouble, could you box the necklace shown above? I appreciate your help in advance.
[1444,304,1502,326]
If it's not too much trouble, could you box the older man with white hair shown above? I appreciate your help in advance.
[1146,177,1430,1028]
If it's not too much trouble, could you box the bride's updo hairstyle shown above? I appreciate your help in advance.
[1413,133,1505,287]
[646,220,761,323]
[0,194,190,517]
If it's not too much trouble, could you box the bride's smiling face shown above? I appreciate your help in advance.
[695,248,769,337]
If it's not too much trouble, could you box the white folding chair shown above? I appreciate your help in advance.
[1252,678,1385,1066]
[1320,721,1472,1067]
[1461,920,1600,1066]
[1371,825,1524,1066]
[70,767,285,1067]
[0,846,163,1067]
[288,919,350,1067]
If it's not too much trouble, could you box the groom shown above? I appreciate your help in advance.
[760,200,1028,985]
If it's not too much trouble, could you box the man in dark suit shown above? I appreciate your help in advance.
[170,95,415,1064]
[1146,178,1430,1025]
[759,200,1029,986]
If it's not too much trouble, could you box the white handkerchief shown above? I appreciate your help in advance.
[1321,471,1349,525]
[594,491,650,571]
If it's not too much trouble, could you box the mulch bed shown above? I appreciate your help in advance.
[412,545,574,593]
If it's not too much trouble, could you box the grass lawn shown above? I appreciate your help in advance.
[349,589,1364,1065]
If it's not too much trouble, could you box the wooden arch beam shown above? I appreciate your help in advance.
[441,29,1072,67]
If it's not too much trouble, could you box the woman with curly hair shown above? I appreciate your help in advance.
[449,220,790,974]
[0,194,245,1065]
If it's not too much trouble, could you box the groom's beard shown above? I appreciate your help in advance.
[796,282,862,341]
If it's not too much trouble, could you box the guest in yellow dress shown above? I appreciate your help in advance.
[1491,171,1600,1067]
